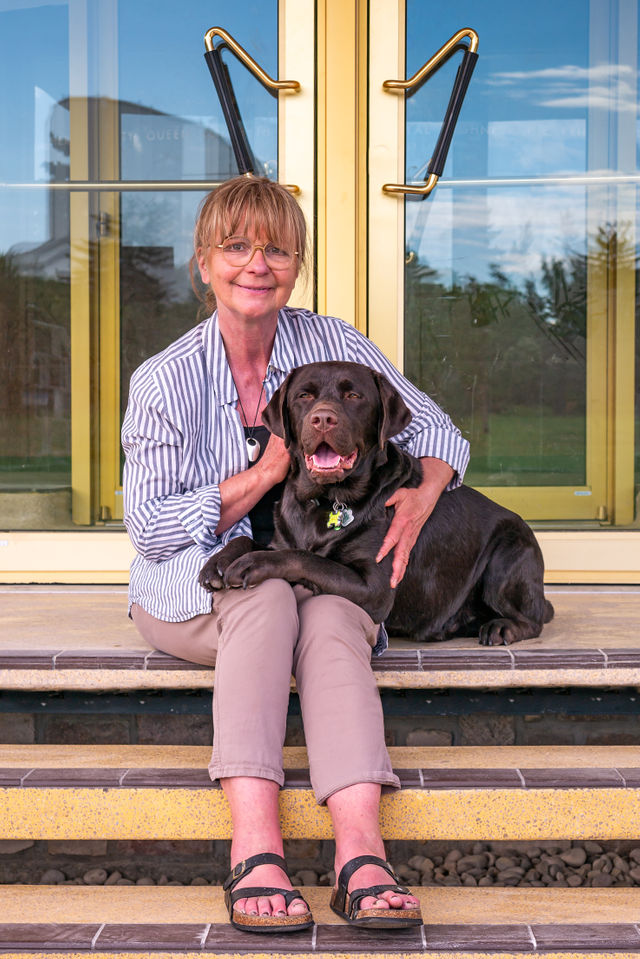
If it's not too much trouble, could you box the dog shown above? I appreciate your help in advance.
[199,361,553,645]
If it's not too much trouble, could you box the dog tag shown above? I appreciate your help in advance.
[340,508,354,527]
[327,502,354,530]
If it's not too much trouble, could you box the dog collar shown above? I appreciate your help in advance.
[327,501,354,530]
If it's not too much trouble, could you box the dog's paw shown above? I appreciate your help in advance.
[478,618,522,646]
[223,552,273,589]
[198,559,225,591]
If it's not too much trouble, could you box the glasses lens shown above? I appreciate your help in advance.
[220,237,294,269]
[222,238,252,263]
[263,243,293,268]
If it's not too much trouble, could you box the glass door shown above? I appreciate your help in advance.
[0,0,314,533]
[368,0,637,524]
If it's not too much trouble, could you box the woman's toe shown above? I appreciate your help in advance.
[244,896,259,916]
[270,894,287,916]
[233,897,247,915]
[288,897,309,915]
[257,895,273,916]
[360,895,390,910]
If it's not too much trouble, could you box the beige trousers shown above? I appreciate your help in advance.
[131,579,400,803]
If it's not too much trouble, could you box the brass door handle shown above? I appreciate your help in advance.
[203,27,301,192]
[204,28,300,93]
[382,28,479,197]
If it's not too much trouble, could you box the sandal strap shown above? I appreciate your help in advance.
[223,852,288,892]
[227,886,307,909]
[333,855,399,915]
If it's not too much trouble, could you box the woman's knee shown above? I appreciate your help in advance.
[216,578,300,649]
[295,594,378,661]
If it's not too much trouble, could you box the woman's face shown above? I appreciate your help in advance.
[197,225,299,328]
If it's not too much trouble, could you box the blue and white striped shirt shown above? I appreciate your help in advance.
[122,307,469,624]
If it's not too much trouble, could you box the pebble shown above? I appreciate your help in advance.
[560,847,587,867]
[83,868,107,885]
[39,869,66,884]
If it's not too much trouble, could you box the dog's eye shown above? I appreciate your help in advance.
[345,391,361,400]
[297,390,314,399]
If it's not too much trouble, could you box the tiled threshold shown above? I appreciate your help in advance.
[2,919,640,952]
[2,886,640,953]
[1,646,640,672]
[1,766,640,789]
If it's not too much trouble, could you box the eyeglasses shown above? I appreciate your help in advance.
[215,236,299,270]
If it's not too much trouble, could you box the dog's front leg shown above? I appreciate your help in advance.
[224,549,395,623]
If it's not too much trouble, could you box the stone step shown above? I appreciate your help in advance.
[1,885,639,956]
[1,745,640,841]
[3,585,640,691]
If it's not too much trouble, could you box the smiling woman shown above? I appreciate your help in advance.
[121,173,469,934]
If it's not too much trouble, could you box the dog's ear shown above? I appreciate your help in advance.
[373,371,412,447]
[262,371,295,447]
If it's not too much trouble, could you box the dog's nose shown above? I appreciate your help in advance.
[310,407,338,432]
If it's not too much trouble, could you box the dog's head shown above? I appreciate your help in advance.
[263,361,412,485]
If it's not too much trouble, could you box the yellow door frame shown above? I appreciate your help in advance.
[1,0,637,584]
[365,0,636,528]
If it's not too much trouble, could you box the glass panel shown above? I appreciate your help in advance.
[403,0,635,507]
[119,190,206,427]
[118,3,278,181]
[0,3,72,528]
[405,182,588,487]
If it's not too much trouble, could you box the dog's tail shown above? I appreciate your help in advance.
[543,599,554,623]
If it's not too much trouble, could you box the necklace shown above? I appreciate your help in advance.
[233,373,267,463]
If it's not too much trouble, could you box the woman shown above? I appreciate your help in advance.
[122,175,469,933]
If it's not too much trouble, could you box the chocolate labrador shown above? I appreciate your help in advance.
[199,361,553,645]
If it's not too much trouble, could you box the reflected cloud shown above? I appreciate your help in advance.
[488,63,638,113]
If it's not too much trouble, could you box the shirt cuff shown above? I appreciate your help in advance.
[179,485,223,549]
[406,430,470,489]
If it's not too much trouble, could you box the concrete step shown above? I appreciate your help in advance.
[1,885,639,956]
[2,585,640,690]
[2,744,640,841]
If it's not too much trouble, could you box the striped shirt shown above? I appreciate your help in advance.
[122,307,470,627]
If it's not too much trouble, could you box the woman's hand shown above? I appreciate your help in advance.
[216,434,291,536]
[376,457,455,588]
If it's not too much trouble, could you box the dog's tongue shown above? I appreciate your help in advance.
[312,443,342,468]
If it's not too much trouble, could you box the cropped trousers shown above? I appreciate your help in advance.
[131,579,400,804]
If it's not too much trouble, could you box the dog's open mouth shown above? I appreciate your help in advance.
[304,442,357,475]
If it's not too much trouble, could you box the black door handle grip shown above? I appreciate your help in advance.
[427,49,478,178]
[204,45,256,176]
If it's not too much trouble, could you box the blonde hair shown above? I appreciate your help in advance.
[190,175,309,314]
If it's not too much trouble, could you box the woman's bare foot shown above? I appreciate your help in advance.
[229,858,309,918]
[333,856,420,912]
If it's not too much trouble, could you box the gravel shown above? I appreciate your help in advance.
[29,842,640,888]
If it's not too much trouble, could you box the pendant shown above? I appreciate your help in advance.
[327,501,354,530]
[246,436,260,463]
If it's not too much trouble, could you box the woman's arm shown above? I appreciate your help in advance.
[123,372,290,560]
[376,456,454,588]
[216,433,290,534]
[122,376,222,562]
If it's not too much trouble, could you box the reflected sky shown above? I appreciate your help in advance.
[0,0,638,287]
[0,0,277,253]
[405,0,639,285]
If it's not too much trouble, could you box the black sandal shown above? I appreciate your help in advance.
[223,852,314,933]
[330,855,423,928]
